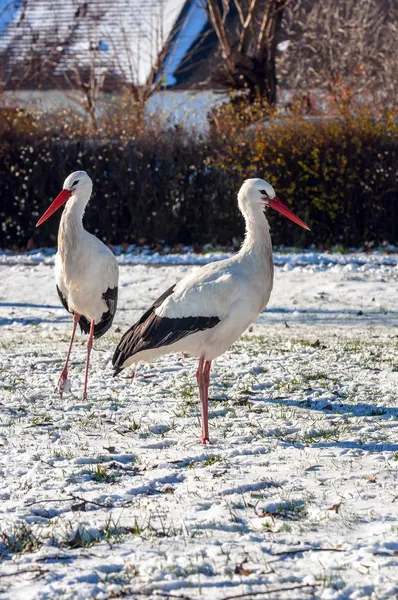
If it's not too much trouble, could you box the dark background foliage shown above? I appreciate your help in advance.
[1,112,397,250]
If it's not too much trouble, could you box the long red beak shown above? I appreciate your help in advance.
[36,189,72,227]
[269,197,310,231]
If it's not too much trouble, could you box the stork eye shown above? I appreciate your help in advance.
[72,180,80,187]
[260,189,269,197]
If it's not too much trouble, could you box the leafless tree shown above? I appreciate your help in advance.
[107,3,169,111]
[279,0,398,111]
[68,63,106,133]
[0,0,172,132]
[64,0,173,133]
[61,7,108,133]
[206,0,291,104]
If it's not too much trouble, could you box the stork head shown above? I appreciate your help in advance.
[238,178,310,230]
[36,171,93,227]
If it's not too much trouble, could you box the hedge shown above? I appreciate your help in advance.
[0,111,397,249]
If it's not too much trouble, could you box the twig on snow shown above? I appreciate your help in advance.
[135,583,319,600]
[25,494,113,509]
[149,593,193,600]
[25,498,75,506]
[269,547,344,557]
[70,494,113,509]
[220,583,318,599]
[35,553,73,562]
[0,567,48,579]
[111,592,193,600]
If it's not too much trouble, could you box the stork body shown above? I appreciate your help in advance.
[113,178,309,443]
[36,171,119,399]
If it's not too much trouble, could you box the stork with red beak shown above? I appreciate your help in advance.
[112,178,309,444]
[36,171,119,400]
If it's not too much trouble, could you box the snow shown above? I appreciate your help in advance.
[277,40,290,52]
[2,246,398,270]
[0,259,397,599]
[146,90,227,129]
[0,0,186,86]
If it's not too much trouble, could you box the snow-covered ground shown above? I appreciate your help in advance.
[2,247,398,269]
[0,258,397,600]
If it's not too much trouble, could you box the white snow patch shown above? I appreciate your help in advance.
[0,261,397,599]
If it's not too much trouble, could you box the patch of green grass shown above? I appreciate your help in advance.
[275,499,307,519]
[203,455,222,467]
[342,340,363,353]
[274,376,304,394]
[180,382,196,399]
[316,572,345,591]
[51,448,75,459]
[0,523,42,554]
[301,371,329,382]
[30,414,53,426]
[123,517,147,537]
[295,338,318,347]
[66,516,148,549]
[301,427,345,444]
[64,512,185,550]
[89,464,117,483]
[173,396,198,418]
[185,454,223,468]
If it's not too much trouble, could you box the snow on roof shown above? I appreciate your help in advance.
[0,0,186,89]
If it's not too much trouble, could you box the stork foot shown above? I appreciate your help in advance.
[200,432,211,446]
[56,369,68,399]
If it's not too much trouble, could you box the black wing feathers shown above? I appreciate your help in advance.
[92,286,118,339]
[112,284,220,375]
[56,285,69,313]
[56,285,118,339]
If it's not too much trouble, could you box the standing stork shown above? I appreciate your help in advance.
[36,171,119,400]
[112,178,309,443]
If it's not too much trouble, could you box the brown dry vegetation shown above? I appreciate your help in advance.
[0,93,397,251]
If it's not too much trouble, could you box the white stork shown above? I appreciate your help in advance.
[36,171,119,400]
[112,178,309,444]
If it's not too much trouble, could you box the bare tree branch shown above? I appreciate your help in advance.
[206,0,290,104]
[238,0,262,55]
[278,0,398,110]
[233,0,246,28]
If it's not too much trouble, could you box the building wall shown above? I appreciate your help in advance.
[1,89,228,131]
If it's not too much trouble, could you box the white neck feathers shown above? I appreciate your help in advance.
[238,196,273,260]
[58,193,88,259]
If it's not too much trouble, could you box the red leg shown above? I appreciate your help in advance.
[57,312,79,399]
[82,319,95,401]
[197,357,212,444]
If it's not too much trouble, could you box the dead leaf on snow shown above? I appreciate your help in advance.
[234,563,254,576]
[365,475,377,483]
[327,503,341,513]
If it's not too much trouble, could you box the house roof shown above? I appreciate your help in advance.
[3,0,394,97]
[161,0,234,90]
[160,0,398,95]
[0,0,186,91]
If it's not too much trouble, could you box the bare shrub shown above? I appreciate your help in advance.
[279,0,398,112]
